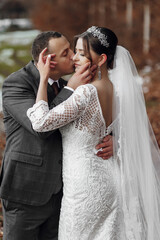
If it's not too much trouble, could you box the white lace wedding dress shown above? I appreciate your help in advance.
[27,84,124,240]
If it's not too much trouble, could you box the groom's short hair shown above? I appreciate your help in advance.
[32,31,62,63]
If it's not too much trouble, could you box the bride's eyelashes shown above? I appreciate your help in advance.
[75,52,85,57]
[74,48,86,57]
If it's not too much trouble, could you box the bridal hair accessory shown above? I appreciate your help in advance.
[98,66,101,80]
[87,26,109,48]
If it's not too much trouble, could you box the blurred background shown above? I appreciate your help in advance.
[0,0,160,237]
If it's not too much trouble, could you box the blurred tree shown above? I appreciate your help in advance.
[149,0,160,64]
[143,1,150,54]
[30,0,90,43]
[28,0,160,66]
[110,0,117,18]
[126,0,133,28]
[0,0,27,18]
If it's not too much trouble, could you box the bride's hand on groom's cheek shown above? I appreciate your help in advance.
[67,63,97,90]
[38,48,57,70]
[43,55,57,69]
[95,135,113,160]
[37,48,57,81]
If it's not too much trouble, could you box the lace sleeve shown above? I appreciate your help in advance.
[27,84,92,132]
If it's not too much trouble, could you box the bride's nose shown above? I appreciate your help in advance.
[69,49,74,59]
[72,52,78,62]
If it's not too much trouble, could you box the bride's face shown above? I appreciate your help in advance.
[73,38,90,71]
[73,38,100,71]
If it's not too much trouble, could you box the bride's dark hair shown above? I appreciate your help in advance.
[74,27,118,69]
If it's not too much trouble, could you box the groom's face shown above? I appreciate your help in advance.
[48,36,74,79]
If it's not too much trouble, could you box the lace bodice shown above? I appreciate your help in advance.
[27,84,113,139]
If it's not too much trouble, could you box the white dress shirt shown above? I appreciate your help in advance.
[48,78,74,92]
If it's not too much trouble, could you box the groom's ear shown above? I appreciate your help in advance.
[98,54,107,67]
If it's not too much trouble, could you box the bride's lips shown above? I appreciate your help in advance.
[74,64,80,68]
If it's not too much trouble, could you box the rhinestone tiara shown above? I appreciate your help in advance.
[87,26,109,48]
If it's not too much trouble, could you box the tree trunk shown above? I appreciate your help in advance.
[143,3,150,54]
[88,0,96,25]
[111,0,117,18]
[126,0,133,28]
[58,0,65,6]
[98,0,106,25]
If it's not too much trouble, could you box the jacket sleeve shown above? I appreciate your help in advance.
[49,87,73,109]
[2,73,73,139]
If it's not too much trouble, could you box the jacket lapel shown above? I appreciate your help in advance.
[59,78,67,90]
[24,62,68,105]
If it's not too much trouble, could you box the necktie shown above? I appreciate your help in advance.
[52,82,59,95]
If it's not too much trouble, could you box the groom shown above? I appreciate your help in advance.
[0,31,113,240]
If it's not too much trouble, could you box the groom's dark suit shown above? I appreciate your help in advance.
[0,61,73,239]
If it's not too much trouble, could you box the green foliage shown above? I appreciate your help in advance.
[0,43,32,81]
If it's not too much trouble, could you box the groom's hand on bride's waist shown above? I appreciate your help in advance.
[95,135,113,160]
[67,62,97,90]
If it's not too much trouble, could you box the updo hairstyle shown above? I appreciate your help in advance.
[74,27,118,69]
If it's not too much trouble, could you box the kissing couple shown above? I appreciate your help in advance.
[2,26,160,240]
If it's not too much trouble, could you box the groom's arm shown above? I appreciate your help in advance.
[2,74,56,139]
[50,87,73,108]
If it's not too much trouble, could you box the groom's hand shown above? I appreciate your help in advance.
[95,135,113,160]
[67,62,97,90]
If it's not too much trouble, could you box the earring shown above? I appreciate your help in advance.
[98,66,101,80]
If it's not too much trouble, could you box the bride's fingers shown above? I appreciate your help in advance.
[76,62,90,74]
[40,59,57,69]
[50,61,57,69]
[39,48,48,62]
[41,50,56,64]
[90,64,97,75]
[50,65,56,69]
[41,47,48,56]
[50,65,57,68]
[43,54,56,63]
[50,53,56,58]
[82,64,97,80]
[46,54,51,66]
[42,56,47,64]
[50,61,57,65]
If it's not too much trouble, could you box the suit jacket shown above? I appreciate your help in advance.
[0,61,73,206]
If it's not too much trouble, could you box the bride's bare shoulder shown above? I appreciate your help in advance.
[75,83,97,93]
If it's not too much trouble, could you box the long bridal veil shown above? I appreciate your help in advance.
[110,46,160,239]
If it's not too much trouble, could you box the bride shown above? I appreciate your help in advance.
[27,26,160,239]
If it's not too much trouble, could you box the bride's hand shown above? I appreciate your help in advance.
[37,48,57,82]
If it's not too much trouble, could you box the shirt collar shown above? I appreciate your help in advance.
[48,78,60,88]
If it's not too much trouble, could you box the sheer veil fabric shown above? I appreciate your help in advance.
[109,46,160,239]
